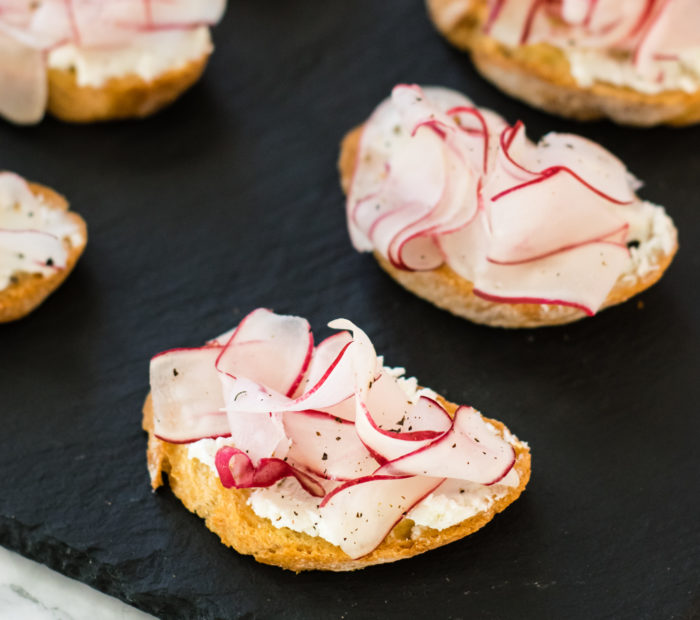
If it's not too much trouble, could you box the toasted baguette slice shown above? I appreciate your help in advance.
[425,0,700,127]
[0,183,87,322]
[46,54,209,123]
[143,394,530,572]
[339,125,677,328]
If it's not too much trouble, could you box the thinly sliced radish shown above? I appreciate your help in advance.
[634,0,698,69]
[318,396,357,423]
[327,318,378,399]
[531,133,635,204]
[294,331,353,397]
[215,446,325,498]
[317,473,443,558]
[150,346,230,443]
[220,335,356,416]
[486,168,628,264]
[220,375,289,463]
[283,410,378,480]
[216,308,313,398]
[354,373,452,462]
[381,406,515,485]
[485,0,540,46]
[473,239,630,315]
[0,29,47,124]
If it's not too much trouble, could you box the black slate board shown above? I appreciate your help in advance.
[1,2,699,619]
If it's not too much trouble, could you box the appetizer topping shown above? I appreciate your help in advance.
[0,0,227,123]
[150,309,517,558]
[485,0,700,93]
[0,172,81,290]
[347,85,671,315]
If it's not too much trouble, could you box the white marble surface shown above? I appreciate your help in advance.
[0,546,155,620]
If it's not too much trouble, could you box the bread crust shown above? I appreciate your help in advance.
[46,53,209,123]
[425,0,700,126]
[0,183,87,323]
[143,394,530,572]
[339,125,677,328]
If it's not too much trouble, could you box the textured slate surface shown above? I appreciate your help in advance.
[1,1,699,619]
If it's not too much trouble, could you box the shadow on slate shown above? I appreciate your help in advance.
[1,1,699,619]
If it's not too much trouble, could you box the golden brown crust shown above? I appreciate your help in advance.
[143,394,530,572]
[0,182,87,323]
[426,0,700,126]
[339,125,677,328]
[46,54,209,123]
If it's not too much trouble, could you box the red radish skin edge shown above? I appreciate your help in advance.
[495,124,634,205]
[318,474,445,559]
[154,431,232,445]
[447,106,490,173]
[380,406,516,485]
[486,223,630,266]
[215,446,325,498]
[489,165,633,206]
[484,0,507,34]
[285,330,315,397]
[472,289,596,316]
[214,308,313,397]
[359,399,448,443]
[521,0,545,44]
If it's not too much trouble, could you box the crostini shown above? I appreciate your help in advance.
[339,84,677,328]
[0,172,87,322]
[144,308,530,571]
[426,0,700,126]
[0,0,226,124]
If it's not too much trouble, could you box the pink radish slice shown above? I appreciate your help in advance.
[438,209,492,285]
[150,346,230,443]
[318,473,443,558]
[317,395,357,423]
[486,167,628,265]
[634,0,699,69]
[220,336,357,415]
[354,373,452,462]
[447,106,491,173]
[531,133,635,204]
[141,0,226,26]
[219,379,290,463]
[381,406,515,485]
[283,410,379,480]
[472,238,631,315]
[484,0,540,46]
[560,0,591,24]
[326,319,378,399]
[295,331,353,397]
[481,123,541,199]
[216,308,313,398]
[0,29,47,124]
[215,446,325,498]
[387,125,480,271]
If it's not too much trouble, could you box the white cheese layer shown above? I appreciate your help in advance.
[567,47,700,95]
[48,26,212,88]
[612,200,677,281]
[0,174,83,290]
[186,366,523,545]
